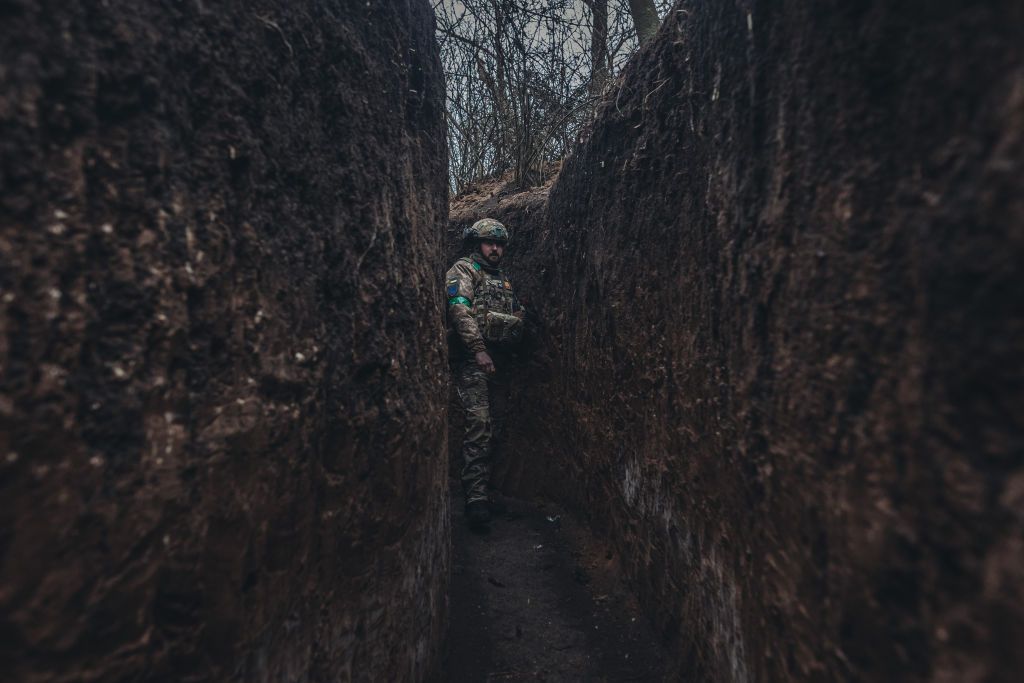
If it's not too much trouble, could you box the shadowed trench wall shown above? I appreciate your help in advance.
[451,0,1023,680]
[0,1,448,681]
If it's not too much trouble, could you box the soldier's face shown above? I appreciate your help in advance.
[479,240,504,264]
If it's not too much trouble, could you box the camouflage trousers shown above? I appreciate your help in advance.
[454,357,510,505]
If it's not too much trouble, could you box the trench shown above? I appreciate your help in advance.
[1,1,1021,682]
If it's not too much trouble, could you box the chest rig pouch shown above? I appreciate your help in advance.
[479,310,523,344]
[473,273,522,346]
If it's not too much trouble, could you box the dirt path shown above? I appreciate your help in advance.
[443,494,668,682]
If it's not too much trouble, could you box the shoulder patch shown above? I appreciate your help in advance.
[446,281,459,296]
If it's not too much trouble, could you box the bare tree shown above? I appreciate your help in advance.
[435,0,672,193]
[585,0,610,96]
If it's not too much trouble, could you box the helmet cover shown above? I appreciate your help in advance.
[463,218,510,245]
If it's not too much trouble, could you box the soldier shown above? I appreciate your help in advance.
[445,218,525,530]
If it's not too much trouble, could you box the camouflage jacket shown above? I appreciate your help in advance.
[445,253,523,354]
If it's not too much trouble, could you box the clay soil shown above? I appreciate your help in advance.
[444,493,668,682]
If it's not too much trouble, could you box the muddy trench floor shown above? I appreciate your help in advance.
[443,491,669,682]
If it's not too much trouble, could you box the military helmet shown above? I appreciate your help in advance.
[463,218,510,245]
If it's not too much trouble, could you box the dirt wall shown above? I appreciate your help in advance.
[0,1,449,681]
[495,1,1023,680]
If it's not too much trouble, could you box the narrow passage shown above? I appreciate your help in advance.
[444,495,668,681]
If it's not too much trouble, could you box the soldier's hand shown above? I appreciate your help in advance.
[475,350,496,374]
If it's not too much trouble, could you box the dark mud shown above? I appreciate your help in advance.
[445,494,668,682]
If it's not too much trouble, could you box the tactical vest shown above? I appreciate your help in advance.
[461,256,522,345]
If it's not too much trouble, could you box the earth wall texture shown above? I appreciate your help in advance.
[513,1,1023,680]
[0,1,449,681]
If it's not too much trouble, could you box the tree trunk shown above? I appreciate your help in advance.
[588,0,609,96]
[491,0,516,172]
[627,0,660,44]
